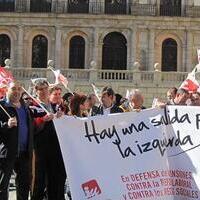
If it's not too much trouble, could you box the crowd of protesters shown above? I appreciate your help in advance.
[0,77,200,200]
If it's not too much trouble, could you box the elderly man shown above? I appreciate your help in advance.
[120,89,146,112]
[173,88,189,105]
[0,81,34,200]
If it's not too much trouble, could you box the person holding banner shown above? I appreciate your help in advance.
[49,86,65,113]
[190,91,200,106]
[172,88,190,106]
[62,92,73,115]
[120,89,146,112]
[166,87,177,105]
[87,94,98,116]
[0,81,34,200]
[30,79,66,200]
[93,86,123,115]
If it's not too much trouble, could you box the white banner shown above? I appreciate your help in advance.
[54,106,200,200]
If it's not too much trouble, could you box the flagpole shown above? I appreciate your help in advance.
[91,83,101,103]
[47,66,74,95]
[0,104,11,118]
[22,87,50,114]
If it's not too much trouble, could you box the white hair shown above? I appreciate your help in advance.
[129,89,142,100]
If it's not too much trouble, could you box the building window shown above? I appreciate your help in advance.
[69,36,85,69]
[30,0,52,12]
[0,34,11,67]
[105,0,127,14]
[0,0,15,12]
[68,0,89,13]
[162,38,177,71]
[160,0,181,16]
[32,35,48,68]
[102,32,127,70]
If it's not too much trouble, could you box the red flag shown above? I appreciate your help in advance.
[180,74,199,93]
[0,66,14,87]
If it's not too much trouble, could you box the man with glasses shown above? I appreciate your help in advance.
[30,79,66,200]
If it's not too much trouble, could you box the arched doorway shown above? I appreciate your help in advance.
[32,35,48,68]
[162,38,177,71]
[0,34,11,67]
[69,36,85,69]
[102,32,127,70]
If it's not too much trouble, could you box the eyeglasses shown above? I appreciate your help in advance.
[23,98,32,101]
[37,86,48,91]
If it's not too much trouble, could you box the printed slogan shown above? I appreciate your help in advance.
[54,106,200,200]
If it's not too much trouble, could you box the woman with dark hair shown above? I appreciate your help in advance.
[70,94,89,117]
[62,92,73,115]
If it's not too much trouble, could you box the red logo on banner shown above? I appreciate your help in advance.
[82,179,101,199]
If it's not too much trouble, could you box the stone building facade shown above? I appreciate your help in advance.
[0,0,200,106]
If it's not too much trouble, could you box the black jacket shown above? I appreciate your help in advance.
[93,104,124,116]
[0,101,34,161]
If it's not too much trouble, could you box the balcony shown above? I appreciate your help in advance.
[160,5,181,17]
[185,6,200,18]
[105,1,129,15]
[131,3,157,16]
[67,0,89,14]
[7,67,192,106]
[8,68,188,86]
[30,0,52,13]
[2,1,200,18]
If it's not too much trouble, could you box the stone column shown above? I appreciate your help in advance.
[17,25,24,68]
[15,0,25,12]
[55,26,62,68]
[181,0,186,16]
[89,0,103,14]
[27,0,31,12]
[51,0,58,12]
[101,0,105,13]
[55,0,65,13]
[90,28,99,69]
[185,30,193,72]
[129,27,137,70]
[156,0,160,16]
[148,28,155,71]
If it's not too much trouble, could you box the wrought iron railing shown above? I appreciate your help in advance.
[30,1,52,13]
[1,1,200,18]
[185,6,200,17]
[67,0,89,14]
[160,5,181,17]
[131,3,156,16]
[104,1,129,15]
